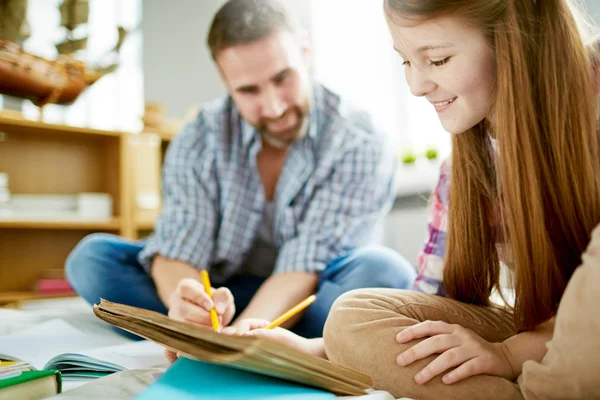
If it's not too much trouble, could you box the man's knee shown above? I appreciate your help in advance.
[65,233,118,287]
[344,246,417,289]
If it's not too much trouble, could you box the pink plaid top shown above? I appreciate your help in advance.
[416,123,599,296]
[412,159,451,295]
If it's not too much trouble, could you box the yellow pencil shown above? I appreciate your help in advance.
[266,295,317,329]
[200,270,221,332]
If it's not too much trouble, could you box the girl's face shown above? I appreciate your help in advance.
[386,15,497,134]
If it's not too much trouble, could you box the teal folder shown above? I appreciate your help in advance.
[136,357,336,399]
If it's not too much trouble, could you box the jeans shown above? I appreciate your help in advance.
[66,233,417,339]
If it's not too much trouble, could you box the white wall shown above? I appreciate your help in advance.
[142,0,313,119]
[142,0,226,119]
[587,0,600,23]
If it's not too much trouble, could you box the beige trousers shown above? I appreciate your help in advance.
[324,227,600,400]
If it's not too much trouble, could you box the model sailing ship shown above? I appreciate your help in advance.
[0,0,128,107]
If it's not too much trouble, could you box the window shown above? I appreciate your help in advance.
[311,0,450,156]
[4,0,143,132]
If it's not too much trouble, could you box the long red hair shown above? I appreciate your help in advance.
[386,0,600,330]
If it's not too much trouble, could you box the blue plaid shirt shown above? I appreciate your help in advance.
[139,84,397,284]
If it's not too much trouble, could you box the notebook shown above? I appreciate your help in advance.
[0,320,167,380]
[136,357,335,399]
[0,361,32,373]
[93,299,374,396]
[0,369,61,400]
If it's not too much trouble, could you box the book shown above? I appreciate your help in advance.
[136,357,335,399]
[0,341,167,381]
[0,370,61,400]
[93,299,374,396]
[0,319,167,380]
[34,278,73,293]
[0,361,33,375]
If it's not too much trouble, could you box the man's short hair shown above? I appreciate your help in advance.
[207,0,301,60]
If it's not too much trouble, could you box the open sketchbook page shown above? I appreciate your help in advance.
[0,319,167,374]
[0,319,116,369]
[76,341,167,371]
[43,340,168,377]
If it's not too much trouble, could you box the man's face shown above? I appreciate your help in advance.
[216,30,313,148]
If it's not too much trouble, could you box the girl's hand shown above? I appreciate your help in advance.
[163,319,270,364]
[223,319,325,358]
[164,349,181,364]
[396,320,515,385]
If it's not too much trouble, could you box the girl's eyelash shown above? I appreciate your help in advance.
[430,57,451,66]
[401,57,450,67]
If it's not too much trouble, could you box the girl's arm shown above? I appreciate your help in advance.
[501,318,555,378]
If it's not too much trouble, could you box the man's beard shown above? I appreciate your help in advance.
[256,105,310,149]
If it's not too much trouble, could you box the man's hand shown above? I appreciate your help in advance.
[167,278,235,328]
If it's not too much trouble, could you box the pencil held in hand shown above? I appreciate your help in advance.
[200,270,221,332]
[266,295,317,329]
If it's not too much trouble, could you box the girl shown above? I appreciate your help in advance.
[320,1,600,398]
[174,1,600,398]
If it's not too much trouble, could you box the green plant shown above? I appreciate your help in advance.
[425,148,438,160]
[401,152,417,165]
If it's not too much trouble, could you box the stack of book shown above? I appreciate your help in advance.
[33,269,74,297]
[0,361,61,399]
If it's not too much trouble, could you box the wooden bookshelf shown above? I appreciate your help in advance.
[0,115,134,304]
[0,217,121,230]
[0,291,78,304]
[0,115,123,138]
[128,128,177,238]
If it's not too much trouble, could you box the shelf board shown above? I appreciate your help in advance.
[142,127,178,142]
[135,215,156,231]
[0,217,121,230]
[0,114,127,138]
[136,221,155,231]
[0,291,78,304]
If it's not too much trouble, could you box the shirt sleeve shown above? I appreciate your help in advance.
[137,113,218,273]
[412,159,450,295]
[274,136,397,275]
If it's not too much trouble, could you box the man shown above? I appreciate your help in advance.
[66,0,416,338]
